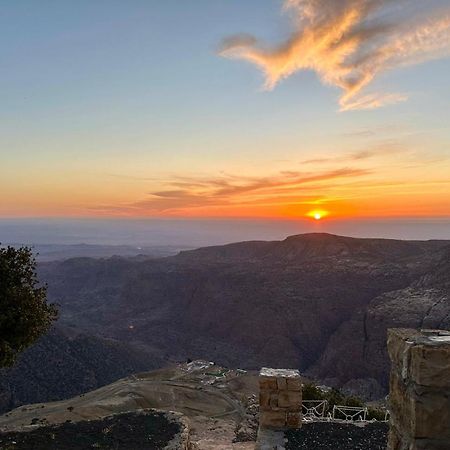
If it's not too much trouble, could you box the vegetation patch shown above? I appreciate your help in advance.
[205,369,228,377]
[302,383,386,420]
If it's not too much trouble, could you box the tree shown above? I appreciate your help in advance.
[0,245,58,367]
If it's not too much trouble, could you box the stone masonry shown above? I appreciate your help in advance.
[387,328,450,450]
[259,368,302,430]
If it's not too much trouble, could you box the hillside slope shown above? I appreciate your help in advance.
[309,247,450,396]
[0,327,160,414]
[34,233,450,398]
[0,361,258,449]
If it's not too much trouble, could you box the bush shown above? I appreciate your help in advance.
[301,383,325,401]
[0,245,58,367]
[302,382,386,420]
[367,407,387,421]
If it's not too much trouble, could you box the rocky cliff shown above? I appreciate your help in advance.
[27,233,448,400]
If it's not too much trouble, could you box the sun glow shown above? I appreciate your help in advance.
[307,210,329,220]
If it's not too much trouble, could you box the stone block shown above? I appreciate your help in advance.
[388,371,413,434]
[286,377,302,391]
[259,377,278,391]
[387,328,450,450]
[269,393,279,409]
[260,368,301,378]
[259,390,271,410]
[277,391,289,408]
[412,389,450,439]
[277,390,301,409]
[259,367,302,430]
[286,412,302,429]
[259,411,286,429]
[410,342,450,388]
[390,371,450,439]
[277,377,287,390]
[387,329,419,379]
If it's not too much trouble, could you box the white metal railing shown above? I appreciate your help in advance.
[300,399,389,424]
[302,400,329,420]
[332,405,368,422]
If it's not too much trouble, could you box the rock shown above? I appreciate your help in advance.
[277,391,301,410]
[409,333,450,388]
[259,368,302,430]
[286,378,302,392]
[259,411,286,429]
[341,378,385,401]
[17,232,448,411]
[286,412,301,428]
[387,328,450,450]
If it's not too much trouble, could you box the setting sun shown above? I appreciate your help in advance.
[307,210,329,220]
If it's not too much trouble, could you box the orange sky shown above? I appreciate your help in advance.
[1,0,449,220]
[2,159,449,219]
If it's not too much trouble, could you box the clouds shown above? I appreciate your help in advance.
[219,0,450,110]
[96,167,370,215]
[302,139,405,164]
[92,131,449,218]
[139,167,370,210]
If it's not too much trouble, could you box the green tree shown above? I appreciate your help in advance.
[0,245,58,367]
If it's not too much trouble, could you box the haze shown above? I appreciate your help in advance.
[1,218,449,249]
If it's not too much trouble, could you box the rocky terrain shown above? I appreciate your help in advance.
[309,245,450,396]
[285,422,388,450]
[0,361,258,450]
[0,410,184,450]
[3,233,448,406]
[0,360,391,449]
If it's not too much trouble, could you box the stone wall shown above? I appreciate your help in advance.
[387,328,450,450]
[259,368,302,430]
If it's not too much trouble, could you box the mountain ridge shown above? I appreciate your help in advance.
[3,233,448,407]
[176,232,449,262]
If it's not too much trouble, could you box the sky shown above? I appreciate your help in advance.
[1,0,450,221]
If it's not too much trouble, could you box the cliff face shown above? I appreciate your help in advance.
[32,233,449,399]
[309,249,450,396]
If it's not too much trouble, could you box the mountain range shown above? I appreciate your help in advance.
[2,233,449,410]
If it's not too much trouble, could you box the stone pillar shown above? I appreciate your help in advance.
[387,328,450,450]
[259,368,302,429]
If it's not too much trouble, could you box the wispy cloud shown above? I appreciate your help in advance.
[340,123,406,138]
[95,167,370,215]
[301,140,406,164]
[219,0,450,110]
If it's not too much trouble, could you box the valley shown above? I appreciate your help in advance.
[31,233,450,400]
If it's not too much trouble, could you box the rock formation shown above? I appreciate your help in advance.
[387,328,450,450]
[27,233,450,401]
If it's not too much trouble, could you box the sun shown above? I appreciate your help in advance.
[306,209,329,220]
